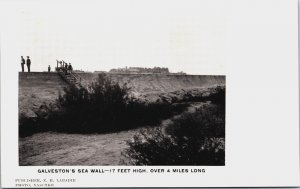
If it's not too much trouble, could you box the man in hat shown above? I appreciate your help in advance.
[68,63,73,73]
[21,56,25,72]
[26,56,31,72]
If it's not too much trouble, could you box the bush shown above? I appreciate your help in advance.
[19,115,41,138]
[181,86,225,106]
[209,86,225,106]
[122,104,225,165]
[49,74,132,133]
[165,104,225,140]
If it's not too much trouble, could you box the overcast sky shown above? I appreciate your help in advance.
[15,0,226,75]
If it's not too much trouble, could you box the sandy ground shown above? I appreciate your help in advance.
[19,129,140,166]
[19,102,205,166]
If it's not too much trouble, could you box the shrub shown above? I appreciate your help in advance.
[181,86,225,106]
[122,104,225,165]
[165,104,225,140]
[19,115,40,138]
[209,86,225,106]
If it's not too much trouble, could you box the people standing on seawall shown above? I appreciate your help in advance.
[48,65,51,72]
[68,63,73,73]
[26,56,31,72]
[21,56,25,72]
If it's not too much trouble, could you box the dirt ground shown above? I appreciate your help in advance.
[19,129,139,166]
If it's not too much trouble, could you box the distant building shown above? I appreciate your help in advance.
[109,67,180,74]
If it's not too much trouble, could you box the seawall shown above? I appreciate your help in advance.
[19,72,69,117]
[19,72,225,117]
[78,73,225,93]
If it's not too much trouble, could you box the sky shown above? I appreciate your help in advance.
[14,0,226,75]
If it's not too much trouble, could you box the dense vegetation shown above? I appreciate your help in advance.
[180,86,225,105]
[122,102,225,165]
[19,74,187,137]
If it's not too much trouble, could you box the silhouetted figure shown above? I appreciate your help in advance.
[26,56,31,72]
[48,65,51,72]
[68,63,73,73]
[61,62,66,74]
[21,56,25,72]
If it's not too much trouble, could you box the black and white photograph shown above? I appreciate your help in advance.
[1,0,299,188]
[17,1,226,166]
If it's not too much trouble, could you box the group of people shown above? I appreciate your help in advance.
[56,60,73,74]
[20,56,74,74]
[20,56,31,72]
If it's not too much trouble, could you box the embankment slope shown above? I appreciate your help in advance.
[79,73,225,93]
[19,72,225,117]
[19,72,69,117]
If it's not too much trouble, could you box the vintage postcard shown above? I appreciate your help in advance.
[0,0,299,188]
